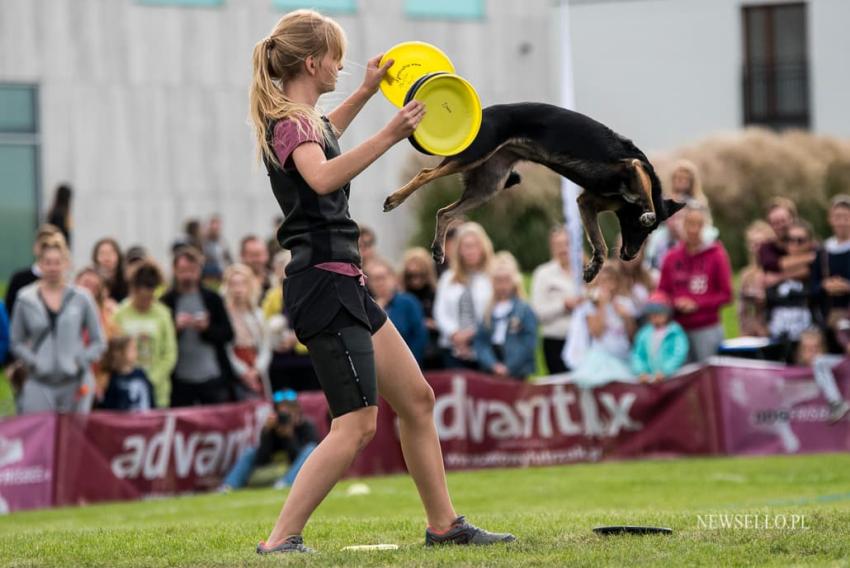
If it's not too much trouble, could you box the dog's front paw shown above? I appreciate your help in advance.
[383,194,402,212]
[583,257,603,283]
[431,243,445,265]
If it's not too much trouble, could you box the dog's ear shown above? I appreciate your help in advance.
[662,198,686,219]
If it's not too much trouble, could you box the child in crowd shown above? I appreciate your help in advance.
[795,328,850,424]
[473,252,537,381]
[100,336,156,411]
[630,291,690,383]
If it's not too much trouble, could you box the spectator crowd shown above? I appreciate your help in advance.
[2,160,849,425]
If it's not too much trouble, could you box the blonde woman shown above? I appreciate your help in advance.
[434,222,495,369]
[474,252,537,380]
[249,10,513,553]
[222,263,271,399]
[10,235,105,414]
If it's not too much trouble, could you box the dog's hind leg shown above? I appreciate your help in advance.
[577,192,608,283]
[383,158,464,212]
[431,151,518,263]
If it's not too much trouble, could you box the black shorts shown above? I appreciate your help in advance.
[284,267,388,417]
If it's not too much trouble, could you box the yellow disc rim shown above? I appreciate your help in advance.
[379,42,455,108]
[411,74,482,156]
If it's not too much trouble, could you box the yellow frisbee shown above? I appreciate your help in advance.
[379,42,455,108]
[408,73,482,156]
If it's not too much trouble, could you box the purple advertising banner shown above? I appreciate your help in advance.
[710,358,850,455]
[0,413,56,513]
[1,359,848,513]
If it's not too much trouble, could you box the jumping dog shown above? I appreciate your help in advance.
[382,102,685,282]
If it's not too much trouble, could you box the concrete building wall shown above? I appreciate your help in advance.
[568,0,850,153]
[0,0,556,270]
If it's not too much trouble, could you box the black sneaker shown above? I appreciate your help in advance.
[256,535,314,554]
[425,516,516,546]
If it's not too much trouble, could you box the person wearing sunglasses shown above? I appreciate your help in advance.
[765,220,818,360]
[219,389,318,492]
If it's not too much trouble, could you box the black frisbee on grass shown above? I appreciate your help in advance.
[593,526,673,536]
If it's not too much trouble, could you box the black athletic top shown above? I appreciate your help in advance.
[265,117,361,276]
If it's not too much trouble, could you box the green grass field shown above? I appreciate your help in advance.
[2,454,849,567]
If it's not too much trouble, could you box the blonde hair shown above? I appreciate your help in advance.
[401,247,438,291]
[36,234,69,260]
[484,251,524,326]
[449,222,495,284]
[221,263,261,308]
[249,10,347,167]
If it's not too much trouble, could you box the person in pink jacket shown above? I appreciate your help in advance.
[658,201,733,362]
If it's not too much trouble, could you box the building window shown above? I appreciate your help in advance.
[742,3,809,129]
[272,0,356,14]
[136,0,224,7]
[0,84,40,281]
[405,0,485,20]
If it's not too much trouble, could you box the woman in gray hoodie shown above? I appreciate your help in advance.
[10,235,105,414]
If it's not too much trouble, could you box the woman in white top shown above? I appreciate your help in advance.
[434,222,494,369]
[222,263,271,399]
[530,227,581,374]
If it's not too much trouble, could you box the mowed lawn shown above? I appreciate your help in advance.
[2,454,849,567]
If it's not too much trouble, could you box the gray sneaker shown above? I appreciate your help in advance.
[256,535,314,554]
[425,516,516,546]
[828,401,850,424]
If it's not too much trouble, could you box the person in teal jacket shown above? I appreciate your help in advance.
[474,253,538,380]
[631,290,690,383]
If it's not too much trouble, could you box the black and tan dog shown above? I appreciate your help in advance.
[382,102,684,282]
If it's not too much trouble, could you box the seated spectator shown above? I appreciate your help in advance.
[401,247,442,369]
[563,264,637,386]
[100,336,155,411]
[530,227,581,375]
[365,258,428,365]
[811,194,850,353]
[222,263,271,399]
[794,328,850,424]
[474,252,537,380]
[262,251,319,392]
[738,221,775,337]
[766,220,817,358]
[659,201,732,363]
[201,214,233,285]
[113,259,177,408]
[92,237,128,303]
[219,389,318,491]
[4,224,63,316]
[0,300,9,365]
[758,197,798,287]
[240,235,272,300]
[435,222,494,370]
[630,291,689,383]
[10,235,105,414]
[161,246,236,407]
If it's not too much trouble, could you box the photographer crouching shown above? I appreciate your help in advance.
[219,389,318,491]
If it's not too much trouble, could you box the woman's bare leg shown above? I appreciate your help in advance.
[264,406,378,546]
[373,320,458,532]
